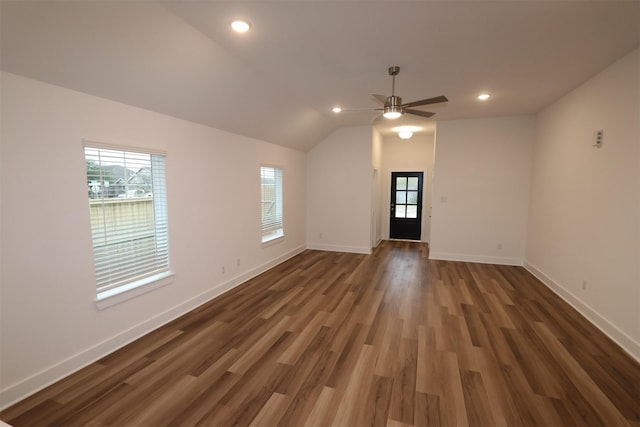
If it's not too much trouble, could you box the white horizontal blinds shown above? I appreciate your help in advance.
[150,154,170,275]
[85,146,170,293]
[260,166,283,239]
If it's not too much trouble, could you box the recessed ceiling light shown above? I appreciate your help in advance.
[332,106,342,113]
[231,20,251,33]
[477,93,491,100]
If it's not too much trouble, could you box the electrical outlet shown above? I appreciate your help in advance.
[497,243,503,250]
[221,265,225,274]
[237,258,240,267]
[582,280,587,290]
[319,232,323,239]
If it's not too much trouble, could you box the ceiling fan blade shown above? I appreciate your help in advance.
[401,95,448,109]
[338,108,381,112]
[405,109,436,118]
[371,94,388,105]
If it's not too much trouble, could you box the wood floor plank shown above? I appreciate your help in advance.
[483,291,516,329]
[274,328,337,422]
[473,349,510,427]
[332,344,378,426]
[61,382,134,426]
[374,317,404,378]
[0,362,106,421]
[278,311,329,365]
[366,374,395,427]
[388,337,418,425]
[303,386,338,427]
[501,326,566,399]
[167,371,241,426]
[532,321,632,426]
[258,287,303,319]
[247,392,290,427]
[228,315,291,374]
[324,290,356,328]
[2,241,638,427]
[277,355,336,425]
[438,351,469,427]
[414,392,442,427]
[47,357,154,424]
[499,363,548,426]
[123,375,197,426]
[460,369,496,427]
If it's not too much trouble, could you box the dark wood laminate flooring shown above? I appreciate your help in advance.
[2,241,639,426]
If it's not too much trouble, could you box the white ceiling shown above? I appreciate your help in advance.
[2,1,638,151]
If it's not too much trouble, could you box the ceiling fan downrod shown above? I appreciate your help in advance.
[388,66,400,96]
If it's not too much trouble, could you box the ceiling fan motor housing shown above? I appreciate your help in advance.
[384,95,403,118]
[385,95,402,108]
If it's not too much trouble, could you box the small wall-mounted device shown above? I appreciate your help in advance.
[593,129,604,147]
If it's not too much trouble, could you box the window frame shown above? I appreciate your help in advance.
[260,164,284,245]
[83,140,173,307]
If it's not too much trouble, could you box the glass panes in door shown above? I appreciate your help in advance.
[395,176,419,218]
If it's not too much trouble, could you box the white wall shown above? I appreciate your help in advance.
[381,133,435,242]
[372,128,383,246]
[430,116,534,264]
[525,49,640,359]
[0,72,307,407]
[306,126,373,254]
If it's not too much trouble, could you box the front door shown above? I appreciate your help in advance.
[390,172,423,240]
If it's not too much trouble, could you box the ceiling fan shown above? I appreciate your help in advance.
[373,66,448,120]
[335,66,448,120]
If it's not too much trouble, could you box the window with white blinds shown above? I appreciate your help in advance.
[260,165,284,243]
[85,144,170,298]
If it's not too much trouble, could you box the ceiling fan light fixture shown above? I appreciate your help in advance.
[398,131,413,139]
[383,106,402,119]
[332,106,342,113]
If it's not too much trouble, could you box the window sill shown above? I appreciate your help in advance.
[95,271,175,310]
[262,234,285,247]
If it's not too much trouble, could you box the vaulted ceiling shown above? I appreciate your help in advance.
[2,1,638,151]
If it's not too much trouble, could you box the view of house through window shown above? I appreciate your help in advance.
[260,165,283,243]
[85,144,170,298]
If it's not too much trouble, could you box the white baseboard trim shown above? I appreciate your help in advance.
[0,245,306,410]
[306,242,372,255]
[429,251,523,266]
[524,261,640,362]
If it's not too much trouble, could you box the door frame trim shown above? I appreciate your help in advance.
[387,169,426,242]
[384,168,430,242]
